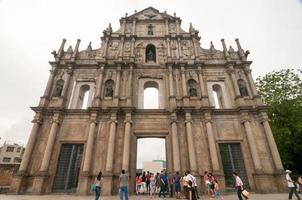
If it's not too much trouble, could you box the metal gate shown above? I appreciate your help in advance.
[52,144,83,192]
[219,143,249,189]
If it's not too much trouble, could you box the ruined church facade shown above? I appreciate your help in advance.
[11,7,285,195]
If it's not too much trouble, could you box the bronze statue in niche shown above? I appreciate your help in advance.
[145,44,156,63]
[52,79,64,97]
[104,80,114,97]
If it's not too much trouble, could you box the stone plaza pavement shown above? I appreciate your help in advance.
[0,193,294,200]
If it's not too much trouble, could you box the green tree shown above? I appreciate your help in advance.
[256,69,302,173]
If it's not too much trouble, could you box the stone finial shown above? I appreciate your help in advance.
[235,38,242,50]
[189,23,193,33]
[57,38,66,59]
[125,12,128,17]
[164,10,167,14]
[51,50,57,58]
[67,45,73,53]
[72,39,81,59]
[87,42,92,51]
[229,45,235,53]
[174,12,176,17]
[134,10,137,13]
[221,39,227,51]
[245,50,250,58]
[210,41,215,51]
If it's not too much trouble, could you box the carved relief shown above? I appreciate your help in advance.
[181,40,193,59]
[170,40,178,58]
[123,42,131,57]
[158,42,167,64]
[169,23,176,34]
[135,42,144,63]
[125,24,132,34]
[108,41,119,59]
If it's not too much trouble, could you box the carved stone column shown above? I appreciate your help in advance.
[118,37,124,59]
[260,112,283,171]
[227,65,243,105]
[32,113,60,194]
[78,113,97,195]
[39,67,56,106]
[244,65,262,105]
[241,113,262,172]
[127,64,133,106]
[114,64,121,105]
[185,112,197,171]
[171,113,181,172]
[176,20,180,35]
[197,66,209,106]
[165,19,169,35]
[167,38,171,57]
[181,65,187,97]
[132,19,136,35]
[105,112,117,172]
[103,37,109,58]
[192,38,198,59]
[177,38,182,59]
[61,66,73,99]
[122,112,132,172]
[19,114,42,172]
[204,113,220,172]
[130,37,135,58]
[93,64,105,106]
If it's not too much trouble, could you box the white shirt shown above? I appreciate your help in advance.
[286,174,295,188]
[235,176,243,187]
[187,174,197,187]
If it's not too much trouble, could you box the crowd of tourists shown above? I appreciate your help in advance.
[91,169,302,200]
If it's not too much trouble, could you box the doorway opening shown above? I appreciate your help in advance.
[52,144,83,192]
[135,137,166,194]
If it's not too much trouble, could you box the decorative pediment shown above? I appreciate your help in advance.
[127,7,174,20]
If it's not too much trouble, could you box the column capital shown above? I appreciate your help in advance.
[203,118,212,124]
[258,112,269,123]
[66,67,73,75]
[32,118,43,125]
[124,120,132,124]
[185,119,193,124]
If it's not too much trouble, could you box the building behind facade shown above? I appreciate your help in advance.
[10,7,286,195]
[142,160,165,174]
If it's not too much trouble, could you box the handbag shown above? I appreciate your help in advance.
[90,183,96,192]
[241,189,249,199]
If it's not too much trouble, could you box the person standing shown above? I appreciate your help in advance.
[158,171,166,198]
[119,169,129,200]
[186,170,199,199]
[146,171,151,194]
[141,171,146,194]
[233,172,246,200]
[169,172,174,197]
[204,171,212,198]
[94,171,103,200]
[286,169,301,200]
[174,171,182,199]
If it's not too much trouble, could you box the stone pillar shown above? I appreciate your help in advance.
[105,112,117,172]
[122,112,132,172]
[244,65,258,97]
[114,64,121,105]
[93,64,105,106]
[103,37,109,58]
[260,112,283,171]
[61,66,73,99]
[165,19,169,35]
[71,39,81,61]
[19,114,42,172]
[185,112,197,171]
[181,65,187,97]
[227,65,243,105]
[192,38,198,59]
[78,113,97,195]
[32,113,60,194]
[168,65,174,97]
[167,38,171,57]
[39,67,56,106]
[171,113,181,172]
[127,64,133,106]
[177,38,182,59]
[241,113,262,172]
[132,19,136,35]
[10,114,42,194]
[56,38,66,61]
[197,66,209,106]
[121,20,126,34]
[204,113,220,172]
[176,20,180,35]
[130,37,135,58]
[119,37,124,59]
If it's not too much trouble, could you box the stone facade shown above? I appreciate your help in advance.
[10,7,286,195]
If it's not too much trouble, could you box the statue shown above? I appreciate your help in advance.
[189,85,197,97]
[147,49,155,61]
[148,24,153,35]
[105,82,114,97]
[239,83,249,96]
[52,80,64,97]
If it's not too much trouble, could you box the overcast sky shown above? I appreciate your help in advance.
[0,0,301,165]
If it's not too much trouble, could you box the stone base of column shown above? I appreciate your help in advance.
[31,172,49,195]
[77,172,90,195]
[253,173,286,193]
[9,171,27,194]
[102,173,114,195]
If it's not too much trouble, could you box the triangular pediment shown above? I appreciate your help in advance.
[128,6,174,20]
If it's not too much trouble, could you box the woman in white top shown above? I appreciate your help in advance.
[233,172,246,200]
[286,170,301,200]
[94,171,103,200]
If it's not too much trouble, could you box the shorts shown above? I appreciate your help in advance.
[206,183,211,191]
[174,183,181,192]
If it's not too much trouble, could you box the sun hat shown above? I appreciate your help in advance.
[285,169,291,173]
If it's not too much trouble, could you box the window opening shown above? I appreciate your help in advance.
[144,81,159,109]
[212,84,223,108]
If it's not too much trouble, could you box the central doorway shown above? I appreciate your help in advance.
[135,137,166,194]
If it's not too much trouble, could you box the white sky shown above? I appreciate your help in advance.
[0,0,301,165]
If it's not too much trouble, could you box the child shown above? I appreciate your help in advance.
[213,179,223,199]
